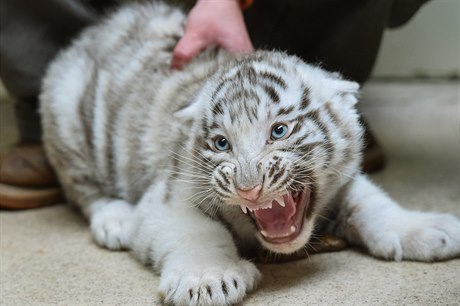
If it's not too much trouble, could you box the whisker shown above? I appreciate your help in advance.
[167,148,215,172]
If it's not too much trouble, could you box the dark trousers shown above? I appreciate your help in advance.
[0,0,428,142]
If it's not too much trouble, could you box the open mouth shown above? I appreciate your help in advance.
[239,187,311,244]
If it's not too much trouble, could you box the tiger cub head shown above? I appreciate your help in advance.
[178,51,363,254]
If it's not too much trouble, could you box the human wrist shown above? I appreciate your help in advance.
[240,0,253,9]
[196,0,252,10]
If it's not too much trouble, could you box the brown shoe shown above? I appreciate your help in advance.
[0,144,58,187]
[361,119,386,174]
[0,183,63,210]
[0,144,62,209]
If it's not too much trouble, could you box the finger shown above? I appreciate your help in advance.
[170,34,207,70]
[219,33,254,54]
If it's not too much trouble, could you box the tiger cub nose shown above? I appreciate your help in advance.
[237,185,262,201]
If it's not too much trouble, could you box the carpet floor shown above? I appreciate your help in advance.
[1,81,459,305]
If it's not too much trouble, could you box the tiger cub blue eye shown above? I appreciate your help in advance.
[214,137,230,151]
[271,124,288,140]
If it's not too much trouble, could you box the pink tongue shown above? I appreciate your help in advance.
[253,195,296,235]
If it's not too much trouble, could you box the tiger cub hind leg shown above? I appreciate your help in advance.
[337,174,460,261]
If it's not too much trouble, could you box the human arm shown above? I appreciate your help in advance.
[171,0,253,69]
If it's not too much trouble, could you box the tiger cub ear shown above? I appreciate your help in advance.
[174,80,216,121]
[174,98,201,121]
[324,74,359,107]
[329,79,360,107]
[325,70,360,99]
[330,79,360,95]
[299,64,360,106]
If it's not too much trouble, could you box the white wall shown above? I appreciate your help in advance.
[372,0,460,78]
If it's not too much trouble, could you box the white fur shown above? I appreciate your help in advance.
[40,3,460,306]
[337,175,460,261]
[92,70,110,177]
[130,182,261,305]
[90,199,134,250]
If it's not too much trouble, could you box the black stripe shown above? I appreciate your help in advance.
[294,113,308,125]
[104,91,121,197]
[306,109,320,122]
[268,165,275,178]
[211,80,227,102]
[214,189,228,199]
[290,122,302,137]
[277,174,292,191]
[324,102,353,141]
[212,99,224,115]
[307,110,334,165]
[243,103,254,124]
[79,69,96,158]
[277,106,295,116]
[218,169,230,185]
[297,142,322,156]
[208,121,219,130]
[262,85,280,103]
[215,177,231,194]
[246,65,258,85]
[226,88,260,103]
[228,105,237,124]
[251,106,258,120]
[270,165,286,187]
[293,136,309,147]
[300,85,311,110]
[258,71,288,90]
[268,156,281,178]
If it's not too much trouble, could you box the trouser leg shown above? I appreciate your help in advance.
[13,99,42,143]
[245,0,429,83]
[0,0,98,141]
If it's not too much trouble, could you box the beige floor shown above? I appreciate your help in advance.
[1,81,459,305]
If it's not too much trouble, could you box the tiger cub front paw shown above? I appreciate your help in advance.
[159,259,261,306]
[90,200,134,250]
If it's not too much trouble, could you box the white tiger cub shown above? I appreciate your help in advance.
[40,2,460,305]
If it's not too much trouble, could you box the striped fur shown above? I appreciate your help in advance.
[40,2,460,305]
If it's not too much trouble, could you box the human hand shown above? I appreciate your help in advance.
[171,0,254,70]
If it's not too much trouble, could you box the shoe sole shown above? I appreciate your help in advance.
[0,183,63,209]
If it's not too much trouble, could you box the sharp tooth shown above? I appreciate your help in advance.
[290,225,296,233]
[248,206,253,212]
[279,200,286,207]
[276,196,286,207]
[240,205,248,214]
[260,230,269,237]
